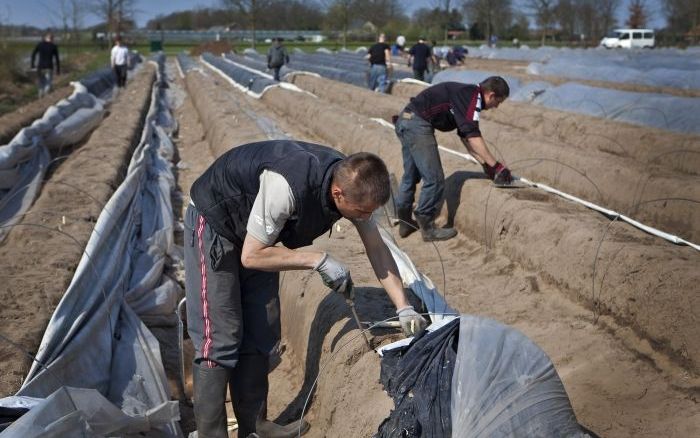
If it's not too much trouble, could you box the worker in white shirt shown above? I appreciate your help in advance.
[110,35,130,88]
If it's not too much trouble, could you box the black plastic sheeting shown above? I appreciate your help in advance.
[224,53,294,82]
[201,52,277,95]
[226,50,412,89]
[376,315,595,438]
[376,319,459,437]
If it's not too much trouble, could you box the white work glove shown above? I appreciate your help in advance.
[313,253,354,300]
[396,305,428,337]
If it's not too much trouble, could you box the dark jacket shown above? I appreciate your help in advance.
[267,45,289,68]
[31,41,60,73]
[406,81,483,138]
[190,140,344,249]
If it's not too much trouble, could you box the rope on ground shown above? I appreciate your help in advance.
[369,117,700,252]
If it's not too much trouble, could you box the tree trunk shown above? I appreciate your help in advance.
[541,26,546,46]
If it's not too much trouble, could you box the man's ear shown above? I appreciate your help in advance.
[330,184,343,201]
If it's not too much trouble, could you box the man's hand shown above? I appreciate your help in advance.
[396,305,428,337]
[314,253,353,299]
[481,162,496,179]
[493,162,513,185]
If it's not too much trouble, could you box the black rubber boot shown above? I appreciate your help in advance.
[230,354,310,438]
[192,362,231,438]
[397,207,419,238]
[415,214,457,242]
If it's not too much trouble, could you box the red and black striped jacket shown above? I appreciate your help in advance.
[405,81,482,138]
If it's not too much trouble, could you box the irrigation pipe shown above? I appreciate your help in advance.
[370,117,700,252]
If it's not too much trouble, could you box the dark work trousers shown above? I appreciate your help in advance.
[271,66,282,81]
[412,68,426,82]
[394,111,445,219]
[183,203,281,370]
[113,64,128,88]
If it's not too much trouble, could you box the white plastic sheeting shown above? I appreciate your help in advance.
[523,82,700,134]
[527,49,700,90]
[467,45,559,62]
[451,315,588,437]
[377,226,455,322]
[465,45,700,90]
[0,57,183,437]
[0,82,106,242]
[432,69,700,135]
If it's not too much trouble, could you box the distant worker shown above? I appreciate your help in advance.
[408,37,432,82]
[392,34,406,56]
[110,36,130,89]
[185,140,427,437]
[393,77,512,241]
[31,32,60,98]
[366,33,392,93]
[267,37,289,81]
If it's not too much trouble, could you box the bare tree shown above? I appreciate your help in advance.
[45,0,86,49]
[91,0,136,40]
[598,0,620,39]
[221,0,273,49]
[431,0,452,10]
[626,0,648,28]
[463,0,512,44]
[553,0,620,43]
[525,0,556,45]
[0,7,7,49]
[352,0,404,28]
[663,0,700,34]
[323,0,355,48]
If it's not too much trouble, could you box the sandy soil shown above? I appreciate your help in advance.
[288,75,700,243]
[0,86,73,145]
[0,53,697,438]
[389,80,700,176]
[0,65,155,396]
[177,63,699,437]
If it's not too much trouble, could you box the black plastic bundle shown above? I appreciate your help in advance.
[376,318,459,437]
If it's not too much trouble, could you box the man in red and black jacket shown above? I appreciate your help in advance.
[394,76,511,241]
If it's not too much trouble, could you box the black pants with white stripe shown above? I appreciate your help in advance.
[183,204,281,369]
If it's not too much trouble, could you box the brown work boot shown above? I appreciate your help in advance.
[415,214,457,242]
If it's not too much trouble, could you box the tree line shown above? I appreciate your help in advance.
[142,0,698,45]
[1,0,697,45]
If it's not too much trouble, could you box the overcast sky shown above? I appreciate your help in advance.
[0,0,666,30]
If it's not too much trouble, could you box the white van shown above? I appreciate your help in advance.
[600,29,655,49]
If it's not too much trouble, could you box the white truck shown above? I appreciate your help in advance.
[600,28,655,49]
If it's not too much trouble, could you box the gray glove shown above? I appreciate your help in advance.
[313,253,354,300]
[396,305,428,337]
